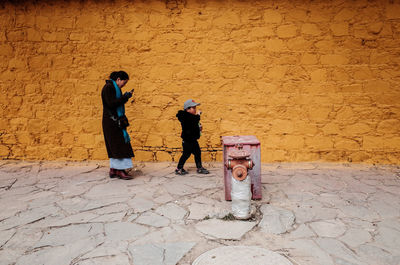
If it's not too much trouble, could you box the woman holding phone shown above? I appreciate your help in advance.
[101,71,135,180]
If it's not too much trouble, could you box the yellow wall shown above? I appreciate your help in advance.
[0,0,399,164]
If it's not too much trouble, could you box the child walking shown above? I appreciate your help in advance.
[175,99,209,175]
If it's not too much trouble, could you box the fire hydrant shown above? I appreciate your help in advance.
[226,144,254,219]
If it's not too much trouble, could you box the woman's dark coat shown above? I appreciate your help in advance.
[101,80,134,158]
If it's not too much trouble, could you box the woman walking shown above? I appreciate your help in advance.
[101,71,134,180]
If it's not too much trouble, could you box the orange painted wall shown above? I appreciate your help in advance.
[0,0,399,164]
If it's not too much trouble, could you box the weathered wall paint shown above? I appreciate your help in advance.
[0,0,399,164]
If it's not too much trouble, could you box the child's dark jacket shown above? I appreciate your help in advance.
[176,110,200,141]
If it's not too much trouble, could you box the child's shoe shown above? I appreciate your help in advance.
[175,168,188,175]
[197,167,209,174]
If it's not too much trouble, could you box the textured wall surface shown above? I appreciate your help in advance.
[0,0,399,164]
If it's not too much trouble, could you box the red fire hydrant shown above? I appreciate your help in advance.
[221,135,262,201]
[225,145,254,219]
[226,145,254,181]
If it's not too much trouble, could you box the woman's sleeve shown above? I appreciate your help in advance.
[102,84,128,109]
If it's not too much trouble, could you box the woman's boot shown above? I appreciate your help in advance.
[109,168,117,178]
[115,169,133,180]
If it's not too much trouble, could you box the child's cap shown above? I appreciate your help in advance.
[184,99,200,110]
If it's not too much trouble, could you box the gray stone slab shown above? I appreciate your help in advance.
[339,228,372,248]
[293,203,338,223]
[0,177,18,189]
[379,184,400,194]
[34,180,59,191]
[50,212,98,226]
[90,212,126,222]
[37,164,101,178]
[67,170,107,183]
[193,246,293,265]
[26,192,61,208]
[317,192,346,207]
[0,204,60,230]
[1,185,38,198]
[195,219,256,240]
[259,205,295,234]
[339,205,380,222]
[104,222,149,241]
[0,203,28,222]
[126,213,139,222]
[0,248,22,265]
[14,189,57,205]
[356,244,400,265]
[0,229,15,247]
[127,197,155,213]
[51,180,93,197]
[285,189,320,203]
[266,186,291,205]
[340,192,369,205]
[163,180,199,196]
[344,178,378,194]
[1,161,399,265]
[81,196,128,212]
[128,242,195,265]
[81,240,129,259]
[142,162,173,178]
[129,186,156,199]
[76,255,131,265]
[193,195,217,205]
[262,173,293,184]
[56,196,90,214]
[314,177,347,192]
[136,212,170,227]
[154,194,174,204]
[369,192,400,210]
[156,203,187,220]
[134,226,196,244]
[315,238,363,265]
[84,182,134,199]
[374,226,400,255]
[16,237,101,265]
[309,219,347,238]
[88,203,130,215]
[287,239,334,265]
[9,176,39,188]
[369,200,400,218]
[188,202,214,220]
[212,201,232,218]
[288,224,316,239]
[378,218,400,231]
[4,227,43,250]
[286,177,323,194]
[184,176,218,190]
[35,223,103,247]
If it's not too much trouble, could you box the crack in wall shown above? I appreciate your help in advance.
[165,0,186,14]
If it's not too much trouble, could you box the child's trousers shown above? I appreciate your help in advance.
[177,140,202,169]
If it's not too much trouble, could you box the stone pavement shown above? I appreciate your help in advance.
[0,160,399,265]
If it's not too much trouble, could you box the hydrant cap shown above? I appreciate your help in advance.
[232,164,247,181]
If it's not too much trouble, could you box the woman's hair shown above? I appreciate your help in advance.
[110,71,129,81]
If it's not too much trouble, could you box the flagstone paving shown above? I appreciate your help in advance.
[0,160,399,265]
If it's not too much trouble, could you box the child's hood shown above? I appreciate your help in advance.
[176,110,187,121]
[176,110,200,122]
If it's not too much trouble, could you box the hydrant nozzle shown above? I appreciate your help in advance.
[226,148,254,181]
